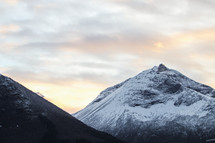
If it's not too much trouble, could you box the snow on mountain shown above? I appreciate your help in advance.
[74,64,215,143]
[36,92,45,98]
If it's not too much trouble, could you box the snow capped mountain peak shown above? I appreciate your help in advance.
[157,63,168,72]
[74,65,215,143]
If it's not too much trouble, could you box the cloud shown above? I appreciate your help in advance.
[0,0,215,113]
[2,0,19,5]
[0,24,20,35]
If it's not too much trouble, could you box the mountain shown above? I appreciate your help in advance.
[74,64,215,143]
[0,74,124,143]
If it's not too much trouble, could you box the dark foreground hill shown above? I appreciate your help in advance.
[0,74,124,143]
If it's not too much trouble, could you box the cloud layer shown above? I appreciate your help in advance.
[0,0,215,113]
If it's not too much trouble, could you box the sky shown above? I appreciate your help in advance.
[0,0,215,113]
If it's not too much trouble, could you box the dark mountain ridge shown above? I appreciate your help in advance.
[0,74,124,143]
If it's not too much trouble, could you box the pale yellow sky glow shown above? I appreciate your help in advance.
[0,0,215,113]
[22,80,107,113]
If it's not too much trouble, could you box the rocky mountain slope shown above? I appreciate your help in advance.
[0,74,124,143]
[74,64,215,143]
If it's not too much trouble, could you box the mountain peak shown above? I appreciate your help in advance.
[157,64,168,72]
[74,65,215,143]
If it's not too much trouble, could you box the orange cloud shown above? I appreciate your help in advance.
[0,24,20,35]
[3,0,19,5]
[34,3,56,11]
[166,27,215,48]
[152,42,165,53]
[58,28,215,56]
[59,34,168,56]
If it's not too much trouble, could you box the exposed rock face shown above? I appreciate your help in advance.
[157,64,168,73]
[74,64,215,143]
[0,74,124,143]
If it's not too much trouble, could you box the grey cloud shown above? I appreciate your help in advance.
[0,0,215,89]
[106,0,215,33]
[4,58,137,86]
